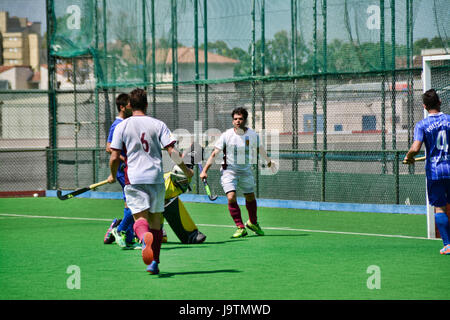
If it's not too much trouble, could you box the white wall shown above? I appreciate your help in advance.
[0,67,33,89]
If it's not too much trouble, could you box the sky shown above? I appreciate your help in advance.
[0,0,46,35]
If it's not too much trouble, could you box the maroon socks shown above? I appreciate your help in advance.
[246,199,257,224]
[149,229,163,263]
[228,202,245,228]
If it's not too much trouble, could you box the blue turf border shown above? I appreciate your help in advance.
[46,190,426,215]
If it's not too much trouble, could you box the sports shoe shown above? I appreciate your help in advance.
[146,260,159,274]
[123,241,142,250]
[440,244,450,255]
[141,232,154,265]
[245,220,264,236]
[232,227,248,238]
[188,230,207,244]
[162,228,168,243]
[111,227,126,248]
[103,218,121,244]
[195,231,207,243]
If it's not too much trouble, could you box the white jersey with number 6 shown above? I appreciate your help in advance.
[110,115,176,185]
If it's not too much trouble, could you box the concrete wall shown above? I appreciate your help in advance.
[0,66,33,89]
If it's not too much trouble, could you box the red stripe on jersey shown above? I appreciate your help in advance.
[123,143,130,185]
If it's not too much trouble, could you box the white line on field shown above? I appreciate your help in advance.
[197,223,435,241]
[0,213,436,241]
[0,213,112,222]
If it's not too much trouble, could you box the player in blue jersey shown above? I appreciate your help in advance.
[105,93,141,249]
[404,89,450,255]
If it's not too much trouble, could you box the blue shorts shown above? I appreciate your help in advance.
[427,179,450,207]
[117,170,126,202]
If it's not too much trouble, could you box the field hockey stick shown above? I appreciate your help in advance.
[56,179,109,200]
[197,163,218,201]
[402,156,426,164]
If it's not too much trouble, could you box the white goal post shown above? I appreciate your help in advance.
[422,54,450,239]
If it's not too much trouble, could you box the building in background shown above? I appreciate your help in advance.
[0,65,34,89]
[0,11,42,72]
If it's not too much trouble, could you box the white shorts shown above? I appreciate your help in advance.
[220,169,255,194]
[124,183,165,214]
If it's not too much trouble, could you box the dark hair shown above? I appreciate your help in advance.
[129,88,148,111]
[231,107,248,121]
[422,89,441,111]
[115,93,129,113]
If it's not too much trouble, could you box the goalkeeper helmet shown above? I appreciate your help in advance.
[170,165,191,192]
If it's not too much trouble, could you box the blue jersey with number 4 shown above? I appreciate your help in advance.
[414,112,450,180]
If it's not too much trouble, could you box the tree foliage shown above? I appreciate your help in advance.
[202,31,447,77]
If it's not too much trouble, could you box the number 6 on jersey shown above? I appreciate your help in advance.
[141,132,149,152]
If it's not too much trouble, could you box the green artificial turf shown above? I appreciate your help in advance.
[0,197,449,300]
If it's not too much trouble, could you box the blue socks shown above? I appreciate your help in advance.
[117,207,135,244]
[435,212,450,246]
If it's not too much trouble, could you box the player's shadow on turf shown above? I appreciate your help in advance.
[157,269,241,278]
[253,234,310,238]
[163,239,246,248]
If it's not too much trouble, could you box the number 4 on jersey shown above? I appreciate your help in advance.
[437,130,448,152]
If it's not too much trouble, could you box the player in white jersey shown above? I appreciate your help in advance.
[108,88,193,273]
[200,107,276,238]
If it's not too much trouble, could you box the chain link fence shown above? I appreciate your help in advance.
[1,0,449,207]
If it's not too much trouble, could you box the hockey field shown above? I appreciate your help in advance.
[0,197,449,301]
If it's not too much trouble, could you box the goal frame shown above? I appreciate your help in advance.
[422,54,450,239]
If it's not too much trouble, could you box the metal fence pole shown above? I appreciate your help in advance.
[171,0,179,129]
[46,0,58,189]
[380,0,387,174]
[391,0,398,202]
[251,0,258,196]
[151,0,156,117]
[203,0,208,132]
[321,0,327,202]
[94,87,100,183]
[73,58,79,187]
[251,0,256,130]
[258,0,266,198]
[142,0,148,86]
[395,151,400,204]
[313,0,318,172]
[194,0,200,194]
[391,0,397,152]
[291,0,299,172]
[102,0,108,84]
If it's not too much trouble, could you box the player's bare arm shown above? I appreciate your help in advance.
[404,140,423,164]
[106,142,112,154]
[258,144,277,170]
[166,145,194,179]
[200,147,221,180]
[106,142,126,163]
[108,148,121,183]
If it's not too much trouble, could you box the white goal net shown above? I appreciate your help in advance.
[422,54,450,239]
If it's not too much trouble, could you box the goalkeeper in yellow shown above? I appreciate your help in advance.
[104,164,206,247]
